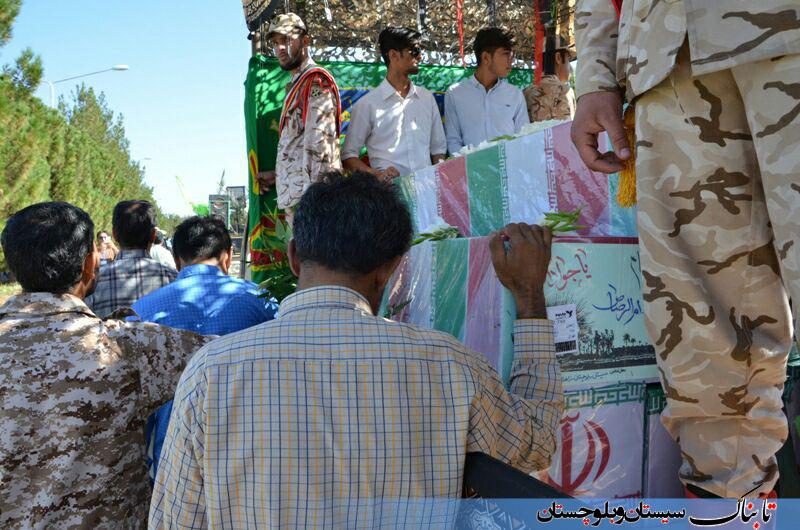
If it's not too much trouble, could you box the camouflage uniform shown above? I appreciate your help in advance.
[575,0,800,497]
[523,74,576,122]
[0,293,211,529]
[275,57,341,211]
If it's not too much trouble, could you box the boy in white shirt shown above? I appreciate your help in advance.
[445,27,529,154]
[342,27,446,179]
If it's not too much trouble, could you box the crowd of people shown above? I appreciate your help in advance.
[0,174,560,528]
[1,3,800,529]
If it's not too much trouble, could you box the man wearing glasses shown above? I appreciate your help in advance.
[256,13,341,219]
[342,27,447,180]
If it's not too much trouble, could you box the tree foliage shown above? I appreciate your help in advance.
[0,0,21,48]
[2,47,41,93]
[158,212,185,235]
[1,4,182,269]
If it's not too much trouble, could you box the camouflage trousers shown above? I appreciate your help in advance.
[635,44,800,497]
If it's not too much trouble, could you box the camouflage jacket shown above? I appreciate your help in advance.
[575,0,800,100]
[0,293,212,529]
[523,75,576,122]
[275,58,342,211]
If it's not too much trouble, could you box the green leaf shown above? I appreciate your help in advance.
[541,208,587,233]
[384,298,412,319]
[412,226,461,246]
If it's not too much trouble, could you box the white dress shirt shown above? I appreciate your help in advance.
[150,244,176,270]
[444,75,529,154]
[342,78,447,177]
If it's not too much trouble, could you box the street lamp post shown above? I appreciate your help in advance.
[46,64,130,108]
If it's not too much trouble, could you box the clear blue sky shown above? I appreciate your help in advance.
[2,0,252,216]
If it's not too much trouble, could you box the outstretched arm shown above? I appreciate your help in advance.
[466,224,564,472]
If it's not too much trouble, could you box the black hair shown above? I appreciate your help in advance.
[293,171,413,274]
[112,200,156,249]
[171,216,232,264]
[1,202,95,294]
[474,27,515,65]
[378,26,421,66]
[154,230,165,245]
[543,48,569,76]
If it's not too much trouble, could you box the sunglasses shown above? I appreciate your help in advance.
[405,46,422,59]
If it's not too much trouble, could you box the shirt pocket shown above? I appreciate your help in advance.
[374,102,403,140]
[409,101,433,142]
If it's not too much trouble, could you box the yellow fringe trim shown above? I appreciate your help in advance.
[616,105,637,208]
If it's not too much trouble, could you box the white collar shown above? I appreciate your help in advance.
[470,74,504,92]
[378,78,418,100]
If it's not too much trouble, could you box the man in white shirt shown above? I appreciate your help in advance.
[342,27,447,179]
[150,229,177,270]
[445,27,529,155]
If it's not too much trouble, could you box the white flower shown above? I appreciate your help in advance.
[453,119,569,158]
[420,215,452,234]
[458,138,500,156]
[517,119,569,137]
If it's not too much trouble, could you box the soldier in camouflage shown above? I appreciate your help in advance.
[0,202,212,528]
[524,40,576,122]
[572,0,800,498]
[255,13,341,220]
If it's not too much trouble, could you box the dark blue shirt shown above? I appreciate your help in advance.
[132,263,277,336]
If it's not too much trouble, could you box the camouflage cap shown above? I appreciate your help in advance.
[268,13,307,37]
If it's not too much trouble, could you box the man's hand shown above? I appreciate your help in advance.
[256,170,276,192]
[343,157,400,180]
[571,90,631,174]
[490,223,552,319]
[376,166,400,180]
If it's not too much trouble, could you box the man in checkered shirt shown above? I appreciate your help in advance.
[88,200,177,317]
[150,171,564,528]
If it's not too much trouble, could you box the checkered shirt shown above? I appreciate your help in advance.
[88,249,177,317]
[149,286,563,529]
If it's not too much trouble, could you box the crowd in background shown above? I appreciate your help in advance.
[3,1,800,527]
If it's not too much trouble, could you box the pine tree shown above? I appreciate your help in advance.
[1,4,183,270]
[0,0,21,47]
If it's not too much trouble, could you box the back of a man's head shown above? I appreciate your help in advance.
[543,48,569,76]
[1,202,94,294]
[293,171,413,274]
[112,200,156,249]
[172,216,232,265]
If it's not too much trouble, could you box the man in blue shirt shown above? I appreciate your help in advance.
[133,216,277,335]
[444,27,529,154]
[133,215,277,480]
